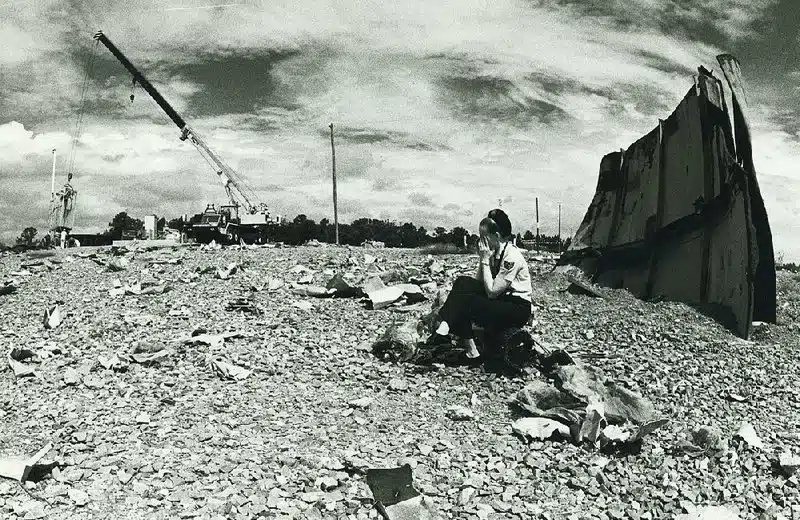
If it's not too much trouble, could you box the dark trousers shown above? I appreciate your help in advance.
[437,276,531,339]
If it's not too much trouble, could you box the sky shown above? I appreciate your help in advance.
[0,0,798,260]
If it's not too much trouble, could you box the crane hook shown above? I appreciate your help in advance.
[130,77,137,103]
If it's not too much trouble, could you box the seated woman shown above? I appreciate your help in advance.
[434,209,533,359]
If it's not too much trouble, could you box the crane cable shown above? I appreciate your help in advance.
[67,39,99,182]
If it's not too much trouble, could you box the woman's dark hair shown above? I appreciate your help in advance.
[486,208,513,238]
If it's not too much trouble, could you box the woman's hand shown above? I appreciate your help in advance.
[478,236,491,261]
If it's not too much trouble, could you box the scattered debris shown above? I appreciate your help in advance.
[348,397,373,409]
[216,262,239,280]
[735,421,764,449]
[512,417,570,441]
[7,350,36,378]
[0,443,54,482]
[42,304,63,329]
[446,405,475,421]
[778,452,800,477]
[210,358,251,381]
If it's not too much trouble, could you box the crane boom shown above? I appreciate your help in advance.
[92,30,266,215]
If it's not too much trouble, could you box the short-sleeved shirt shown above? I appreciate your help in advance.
[474,243,533,302]
[491,243,532,302]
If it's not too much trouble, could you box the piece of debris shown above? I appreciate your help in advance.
[511,417,570,441]
[676,505,742,520]
[349,397,373,409]
[43,304,63,329]
[292,286,335,298]
[366,464,420,507]
[0,283,17,296]
[326,273,362,298]
[210,358,251,381]
[446,406,475,421]
[372,319,421,363]
[689,426,728,456]
[578,402,606,445]
[735,422,764,449]
[216,262,239,280]
[184,331,239,349]
[778,452,800,477]
[0,443,54,482]
[389,378,409,392]
[130,349,172,365]
[107,257,129,272]
[63,368,82,386]
[135,412,151,424]
[726,392,748,402]
[367,286,405,310]
[293,301,314,312]
[225,297,263,313]
[564,272,607,298]
[98,354,124,371]
[7,350,36,378]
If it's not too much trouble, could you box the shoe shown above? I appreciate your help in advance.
[435,321,450,336]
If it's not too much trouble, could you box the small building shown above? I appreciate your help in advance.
[144,215,158,240]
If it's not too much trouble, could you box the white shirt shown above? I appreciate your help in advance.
[475,242,533,302]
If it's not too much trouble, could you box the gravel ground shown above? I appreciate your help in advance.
[1,245,799,520]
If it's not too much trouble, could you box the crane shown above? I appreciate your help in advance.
[92,31,271,240]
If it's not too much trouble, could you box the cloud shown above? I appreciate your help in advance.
[0,0,797,262]
[408,192,434,206]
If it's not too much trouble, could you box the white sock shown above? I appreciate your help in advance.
[436,321,450,336]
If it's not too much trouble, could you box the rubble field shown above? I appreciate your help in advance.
[1,244,799,520]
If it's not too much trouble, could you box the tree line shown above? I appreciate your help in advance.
[4,212,569,252]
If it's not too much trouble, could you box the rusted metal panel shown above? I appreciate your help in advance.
[559,57,776,338]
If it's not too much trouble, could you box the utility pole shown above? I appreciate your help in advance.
[329,123,339,245]
[535,197,540,252]
[558,203,561,251]
[50,149,57,201]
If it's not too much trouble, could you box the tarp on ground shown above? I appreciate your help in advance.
[558,55,775,338]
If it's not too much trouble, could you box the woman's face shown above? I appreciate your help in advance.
[479,224,500,249]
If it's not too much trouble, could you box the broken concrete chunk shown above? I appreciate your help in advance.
[215,262,239,280]
[0,443,54,482]
[446,406,475,421]
[366,464,420,507]
[43,304,63,329]
[368,286,405,310]
[735,421,764,450]
[778,452,800,477]
[7,351,35,378]
[63,368,82,386]
[511,418,570,441]
[348,397,373,409]
[293,285,335,298]
[578,402,606,445]
[210,358,251,381]
[362,276,386,294]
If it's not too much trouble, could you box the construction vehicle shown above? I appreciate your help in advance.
[92,30,274,244]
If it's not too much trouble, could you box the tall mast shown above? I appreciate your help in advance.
[51,149,57,201]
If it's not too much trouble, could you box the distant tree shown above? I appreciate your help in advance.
[434,226,447,239]
[167,217,186,232]
[523,230,534,240]
[16,227,38,246]
[108,212,144,240]
[450,226,469,248]
[157,217,166,233]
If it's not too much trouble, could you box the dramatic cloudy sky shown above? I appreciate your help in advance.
[1,0,798,258]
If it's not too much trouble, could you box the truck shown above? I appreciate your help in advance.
[92,30,275,244]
